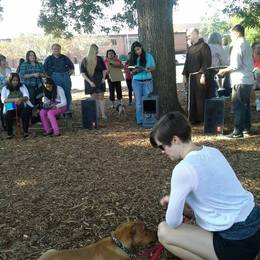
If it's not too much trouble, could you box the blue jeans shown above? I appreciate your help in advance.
[52,72,72,110]
[231,84,253,134]
[132,79,153,124]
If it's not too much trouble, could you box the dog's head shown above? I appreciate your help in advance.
[114,221,157,250]
[116,104,126,115]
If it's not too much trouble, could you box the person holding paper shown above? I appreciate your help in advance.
[129,41,156,125]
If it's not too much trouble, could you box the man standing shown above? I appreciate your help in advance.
[218,24,254,138]
[44,44,74,111]
[183,28,212,124]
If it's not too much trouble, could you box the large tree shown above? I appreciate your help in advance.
[38,0,182,114]
[223,0,260,29]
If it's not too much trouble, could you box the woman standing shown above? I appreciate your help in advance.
[104,49,124,108]
[19,50,45,106]
[40,77,67,137]
[129,41,155,125]
[207,32,226,97]
[208,33,226,67]
[1,73,33,139]
[0,55,12,130]
[80,44,107,120]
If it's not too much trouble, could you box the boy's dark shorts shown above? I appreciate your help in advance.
[213,229,260,260]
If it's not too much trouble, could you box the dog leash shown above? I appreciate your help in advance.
[111,232,164,260]
[111,232,136,260]
[135,244,164,260]
[136,215,192,260]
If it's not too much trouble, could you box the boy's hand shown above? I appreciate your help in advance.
[183,204,193,219]
[160,195,169,208]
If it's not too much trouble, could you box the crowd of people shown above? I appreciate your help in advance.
[0,41,156,139]
[0,24,259,140]
[183,24,260,139]
[0,43,74,139]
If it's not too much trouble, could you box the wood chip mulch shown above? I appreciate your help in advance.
[0,90,259,260]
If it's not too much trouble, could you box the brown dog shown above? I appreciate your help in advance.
[38,220,157,260]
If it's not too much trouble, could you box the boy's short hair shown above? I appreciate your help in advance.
[231,24,245,37]
[150,111,191,148]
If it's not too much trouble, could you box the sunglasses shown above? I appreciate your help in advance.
[158,145,165,151]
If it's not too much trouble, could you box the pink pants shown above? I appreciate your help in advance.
[40,106,66,135]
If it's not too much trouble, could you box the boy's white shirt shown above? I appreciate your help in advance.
[166,146,254,231]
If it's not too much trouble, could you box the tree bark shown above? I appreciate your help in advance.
[136,0,183,115]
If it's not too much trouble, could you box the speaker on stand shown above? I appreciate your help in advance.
[81,99,98,129]
[204,97,224,134]
[142,95,159,128]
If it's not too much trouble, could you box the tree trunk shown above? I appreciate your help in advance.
[136,0,183,115]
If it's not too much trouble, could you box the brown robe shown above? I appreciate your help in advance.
[183,38,212,123]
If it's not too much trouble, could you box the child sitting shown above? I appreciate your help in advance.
[1,73,33,139]
[40,77,67,137]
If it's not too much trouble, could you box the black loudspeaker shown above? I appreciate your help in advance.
[81,99,98,129]
[204,98,224,134]
[142,95,159,128]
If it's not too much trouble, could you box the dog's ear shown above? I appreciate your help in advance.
[130,221,144,237]
[130,223,137,237]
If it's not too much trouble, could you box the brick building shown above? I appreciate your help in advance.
[108,32,187,56]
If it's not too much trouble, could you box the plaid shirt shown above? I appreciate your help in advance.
[19,62,45,88]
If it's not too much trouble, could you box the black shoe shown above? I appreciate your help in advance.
[43,131,53,136]
[226,132,244,139]
[52,133,61,137]
[23,133,29,138]
[242,129,251,136]
[6,134,13,139]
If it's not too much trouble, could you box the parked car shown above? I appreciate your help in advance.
[175,54,186,65]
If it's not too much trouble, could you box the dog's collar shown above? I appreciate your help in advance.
[111,232,136,260]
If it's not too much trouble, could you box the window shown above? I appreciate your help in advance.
[111,39,117,46]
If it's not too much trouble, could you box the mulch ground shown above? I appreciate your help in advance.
[0,88,259,260]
